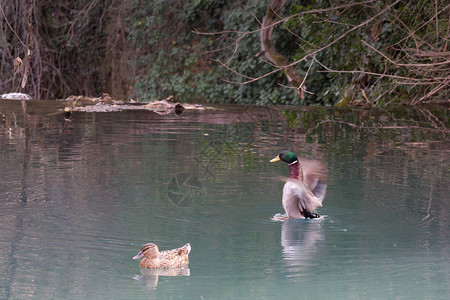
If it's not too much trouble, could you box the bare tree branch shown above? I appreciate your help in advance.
[204,0,402,87]
[260,0,305,99]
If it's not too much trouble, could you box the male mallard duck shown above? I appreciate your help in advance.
[133,243,191,268]
[270,151,327,219]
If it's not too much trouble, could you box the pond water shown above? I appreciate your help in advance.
[0,101,448,299]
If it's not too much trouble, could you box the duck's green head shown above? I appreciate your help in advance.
[270,151,298,164]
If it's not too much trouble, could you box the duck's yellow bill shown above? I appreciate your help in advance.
[270,156,281,162]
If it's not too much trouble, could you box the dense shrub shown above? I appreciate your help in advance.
[128,0,299,104]
[129,0,449,105]
[1,0,447,104]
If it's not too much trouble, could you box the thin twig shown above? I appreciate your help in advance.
[362,40,450,67]
[414,76,450,104]
[0,4,29,50]
[298,55,316,92]
[315,59,423,82]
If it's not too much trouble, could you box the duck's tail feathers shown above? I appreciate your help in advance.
[178,243,191,255]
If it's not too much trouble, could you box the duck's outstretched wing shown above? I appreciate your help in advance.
[282,179,323,218]
[301,159,327,201]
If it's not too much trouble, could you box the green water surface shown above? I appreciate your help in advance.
[0,103,448,299]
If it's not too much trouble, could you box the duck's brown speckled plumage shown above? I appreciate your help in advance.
[133,243,191,269]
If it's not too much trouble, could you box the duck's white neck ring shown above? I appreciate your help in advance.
[289,160,298,165]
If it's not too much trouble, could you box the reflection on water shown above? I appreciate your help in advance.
[133,268,190,290]
[281,219,324,277]
[0,101,448,299]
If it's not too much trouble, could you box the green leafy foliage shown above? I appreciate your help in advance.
[129,0,448,105]
[128,0,303,104]
[2,0,445,104]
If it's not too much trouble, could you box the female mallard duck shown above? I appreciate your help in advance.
[133,243,191,268]
[270,151,327,219]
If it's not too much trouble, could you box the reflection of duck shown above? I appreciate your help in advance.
[281,219,324,276]
[133,243,191,268]
[270,151,327,219]
[133,267,190,290]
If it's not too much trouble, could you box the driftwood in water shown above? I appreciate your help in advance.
[0,92,32,100]
[64,94,189,115]
[260,0,305,99]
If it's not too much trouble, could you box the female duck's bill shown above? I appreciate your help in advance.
[133,250,145,260]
